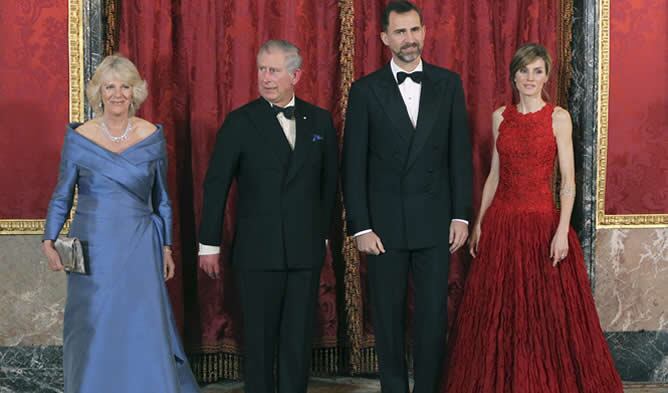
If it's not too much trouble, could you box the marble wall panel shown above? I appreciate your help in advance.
[596,228,668,381]
[0,235,65,347]
[595,229,668,331]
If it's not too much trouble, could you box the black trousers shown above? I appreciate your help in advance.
[235,267,321,393]
[367,244,450,393]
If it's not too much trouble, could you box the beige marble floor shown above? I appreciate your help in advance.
[201,377,668,392]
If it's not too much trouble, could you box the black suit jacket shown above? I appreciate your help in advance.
[343,62,473,250]
[199,97,338,270]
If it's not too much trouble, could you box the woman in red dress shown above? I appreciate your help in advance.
[443,44,624,393]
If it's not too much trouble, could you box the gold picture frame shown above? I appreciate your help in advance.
[0,0,84,235]
[595,0,668,228]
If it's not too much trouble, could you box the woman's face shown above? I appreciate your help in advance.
[514,58,548,98]
[101,74,133,116]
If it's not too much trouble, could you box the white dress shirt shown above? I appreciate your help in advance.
[391,58,422,128]
[273,96,297,149]
[199,96,297,256]
[353,59,467,239]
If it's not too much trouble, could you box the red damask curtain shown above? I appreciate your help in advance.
[117,0,567,381]
[118,0,342,381]
[0,2,69,221]
[605,0,668,215]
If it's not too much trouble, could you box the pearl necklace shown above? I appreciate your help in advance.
[100,119,133,143]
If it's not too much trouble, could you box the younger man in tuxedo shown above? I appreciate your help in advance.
[343,2,473,392]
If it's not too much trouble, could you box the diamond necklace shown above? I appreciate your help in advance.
[100,119,133,143]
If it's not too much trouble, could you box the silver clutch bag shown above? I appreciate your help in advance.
[54,237,87,274]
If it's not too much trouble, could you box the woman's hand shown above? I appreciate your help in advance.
[42,240,64,271]
[468,224,482,258]
[549,230,569,267]
[163,247,175,281]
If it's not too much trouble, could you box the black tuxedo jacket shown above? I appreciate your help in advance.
[343,62,473,249]
[199,97,338,270]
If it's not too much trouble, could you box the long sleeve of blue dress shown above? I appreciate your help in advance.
[152,156,173,246]
[43,144,78,241]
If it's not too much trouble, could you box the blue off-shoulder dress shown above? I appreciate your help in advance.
[43,124,199,393]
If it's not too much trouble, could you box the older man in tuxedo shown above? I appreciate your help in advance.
[198,39,338,393]
[343,1,473,393]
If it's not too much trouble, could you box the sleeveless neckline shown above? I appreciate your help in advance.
[510,103,551,117]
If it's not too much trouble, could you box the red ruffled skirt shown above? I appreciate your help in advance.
[443,207,624,393]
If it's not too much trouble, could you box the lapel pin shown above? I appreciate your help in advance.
[303,116,307,120]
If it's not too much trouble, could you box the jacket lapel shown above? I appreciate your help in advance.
[285,98,314,184]
[370,64,412,143]
[246,98,292,169]
[405,63,447,171]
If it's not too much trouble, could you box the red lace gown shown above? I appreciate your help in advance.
[443,104,623,393]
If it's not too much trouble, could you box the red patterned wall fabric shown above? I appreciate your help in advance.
[0,1,69,219]
[351,0,562,341]
[118,0,341,356]
[606,0,668,215]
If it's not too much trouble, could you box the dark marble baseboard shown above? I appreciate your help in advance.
[608,331,668,382]
[0,346,63,393]
[1,333,666,392]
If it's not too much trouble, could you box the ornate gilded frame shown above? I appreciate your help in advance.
[0,0,85,235]
[595,0,668,228]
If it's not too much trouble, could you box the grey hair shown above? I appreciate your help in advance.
[257,39,303,73]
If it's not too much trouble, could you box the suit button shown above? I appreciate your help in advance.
[427,169,434,173]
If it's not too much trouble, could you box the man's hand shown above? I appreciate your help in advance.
[354,231,385,255]
[199,253,221,279]
[449,221,469,253]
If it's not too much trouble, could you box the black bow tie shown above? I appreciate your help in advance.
[396,71,423,85]
[273,105,295,120]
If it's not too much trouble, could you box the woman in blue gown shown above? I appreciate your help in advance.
[41,54,200,393]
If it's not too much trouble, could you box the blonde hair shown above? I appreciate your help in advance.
[86,54,148,117]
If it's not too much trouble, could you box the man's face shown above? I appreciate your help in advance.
[381,10,425,66]
[257,50,301,107]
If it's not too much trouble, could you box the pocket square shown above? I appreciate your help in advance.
[312,134,323,142]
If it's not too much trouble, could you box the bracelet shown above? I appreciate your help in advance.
[163,246,172,254]
[560,186,576,198]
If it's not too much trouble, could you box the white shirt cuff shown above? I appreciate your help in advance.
[353,229,372,237]
[198,243,220,255]
[452,219,469,225]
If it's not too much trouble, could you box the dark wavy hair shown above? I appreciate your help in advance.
[381,0,423,32]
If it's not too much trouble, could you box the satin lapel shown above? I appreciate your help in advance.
[64,129,153,201]
[370,65,412,143]
[405,65,446,171]
[246,99,292,169]
[285,99,314,184]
